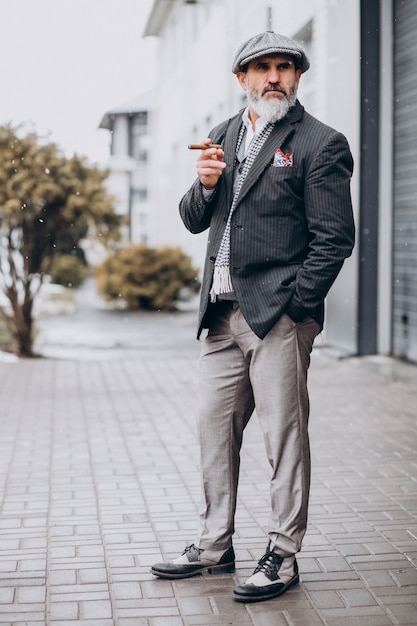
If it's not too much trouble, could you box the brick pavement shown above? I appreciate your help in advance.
[0,332,416,625]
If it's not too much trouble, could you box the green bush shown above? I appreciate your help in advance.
[49,254,87,288]
[95,243,200,310]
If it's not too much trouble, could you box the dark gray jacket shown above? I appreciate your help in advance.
[179,101,355,339]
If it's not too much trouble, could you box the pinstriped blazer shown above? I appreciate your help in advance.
[179,101,355,339]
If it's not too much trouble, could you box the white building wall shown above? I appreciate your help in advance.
[105,168,132,216]
[146,0,360,352]
[320,0,360,352]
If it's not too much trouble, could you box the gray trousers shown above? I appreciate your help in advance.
[196,302,320,557]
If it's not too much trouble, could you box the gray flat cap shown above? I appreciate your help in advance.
[232,31,310,74]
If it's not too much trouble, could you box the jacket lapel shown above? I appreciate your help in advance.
[234,102,304,209]
[222,113,243,209]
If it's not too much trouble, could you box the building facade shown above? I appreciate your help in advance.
[140,0,417,363]
[99,93,154,244]
[391,0,417,362]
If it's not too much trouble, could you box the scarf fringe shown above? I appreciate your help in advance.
[210,266,233,302]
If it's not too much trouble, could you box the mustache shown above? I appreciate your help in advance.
[262,85,288,97]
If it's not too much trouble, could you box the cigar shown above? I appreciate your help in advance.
[188,143,223,150]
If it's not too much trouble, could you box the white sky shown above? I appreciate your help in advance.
[0,0,156,165]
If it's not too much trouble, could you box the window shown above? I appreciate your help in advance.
[131,188,148,204]
[129,112,149,161]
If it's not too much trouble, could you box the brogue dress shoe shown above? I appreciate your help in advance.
[151,544,235,579]
[233,548,299,602]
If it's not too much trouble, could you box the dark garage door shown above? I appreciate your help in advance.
[393,0,417,362]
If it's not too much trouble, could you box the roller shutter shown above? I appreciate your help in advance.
[392,0,417,361]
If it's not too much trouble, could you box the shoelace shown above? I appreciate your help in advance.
[253,551,283,581]
[183,544,203,562]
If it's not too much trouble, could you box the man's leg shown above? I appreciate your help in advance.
[232,311,319,601]
[197,302,255,550]
[151,302,254,579]
[249,314,319,556]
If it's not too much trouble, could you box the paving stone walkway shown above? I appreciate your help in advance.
[0,302,416,625]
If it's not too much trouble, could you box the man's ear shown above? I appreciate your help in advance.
[236,71,247,91]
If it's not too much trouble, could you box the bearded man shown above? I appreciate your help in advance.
[151,31,355,603]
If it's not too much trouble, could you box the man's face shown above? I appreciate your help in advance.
[237,54,302,122]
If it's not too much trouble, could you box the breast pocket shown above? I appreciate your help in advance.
[260,165,304,211]
[268,165,299,178]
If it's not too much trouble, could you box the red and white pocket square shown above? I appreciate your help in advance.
[272,148,294,167]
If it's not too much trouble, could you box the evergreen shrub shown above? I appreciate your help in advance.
[95,243,200,310]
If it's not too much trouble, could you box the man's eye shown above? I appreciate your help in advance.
[278,63,291,70]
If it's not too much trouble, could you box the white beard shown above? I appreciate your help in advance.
[247,85,298,123]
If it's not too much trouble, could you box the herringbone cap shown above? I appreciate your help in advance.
[232,31,310,74]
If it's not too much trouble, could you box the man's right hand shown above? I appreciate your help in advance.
[196,139,227,190]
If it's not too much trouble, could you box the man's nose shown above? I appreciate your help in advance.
[267,68,281,83]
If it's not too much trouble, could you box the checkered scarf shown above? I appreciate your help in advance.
[210,120,274,302]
